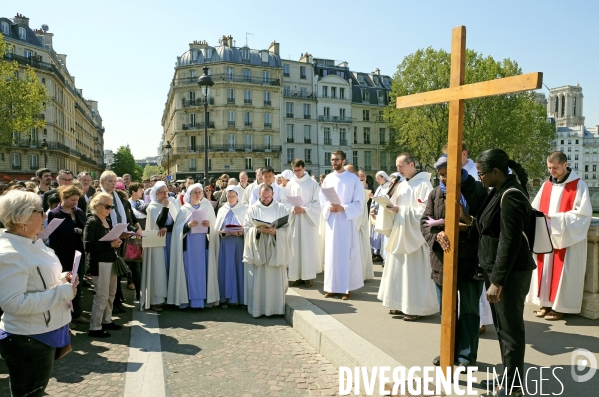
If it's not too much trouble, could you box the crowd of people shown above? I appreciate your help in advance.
[0,144,592,397]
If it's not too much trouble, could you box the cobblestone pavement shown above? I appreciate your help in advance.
[0,281,340,396]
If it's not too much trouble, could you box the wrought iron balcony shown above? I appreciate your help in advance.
[182,122,215,130]
[244,99,253,105]
[227,98,235,104]
[30,165,39,170]
[380,140,386,145]
[304,114,311,119]
[264,123,272,129]
[11,165,21,170]
[213,74,281,86]
[324,139,332,145]
[174,144,282,154]
[189,167,197,171]
[283,90,316,99]
[228,121,236,127]
[284,72,290,77]
[364,140,371,144]
[287,138,294,143]
[182,97,214,107]
[340,139,348,146]
[304,138,311,144]
[264,100,272,106]
[11,139,41,148]
[244,122,253,127]
[364,166,372,171]
[318,115,352,123]
[286,113,294,118]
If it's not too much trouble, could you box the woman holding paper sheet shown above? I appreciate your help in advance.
[84,192,123,338]
[0,190,78,397]
[48,185,88,325]
[141,182,175,311]
[215,185,247,306]
[168,183,219,308]
[369,171,390,263]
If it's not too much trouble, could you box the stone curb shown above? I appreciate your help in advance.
[285,289,433,396]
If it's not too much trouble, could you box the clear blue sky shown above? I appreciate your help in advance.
[4,0,599,158]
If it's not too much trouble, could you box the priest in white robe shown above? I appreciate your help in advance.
[248,166,286,205]
[282,159,321,288]
[241,167,263,206]
[320,150,364,300]
[376,153,439,320]
[168,183,219,308]
[243,184,293,317]
[526,152,592,319]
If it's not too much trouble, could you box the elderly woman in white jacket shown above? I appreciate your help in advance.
[0,190,78,397]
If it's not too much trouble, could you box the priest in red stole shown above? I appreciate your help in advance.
[526,151,592,320]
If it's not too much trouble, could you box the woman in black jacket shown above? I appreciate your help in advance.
[421,154,488,368]
[83,192,123,338]
[459,149,535,397]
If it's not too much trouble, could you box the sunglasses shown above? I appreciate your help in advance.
[101,204,115,210]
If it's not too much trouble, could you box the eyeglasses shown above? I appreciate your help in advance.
[101,204,115,210]
[477,171,489,178]
[330,158,342,162]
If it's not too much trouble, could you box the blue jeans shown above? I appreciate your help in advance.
[435,279,483,364]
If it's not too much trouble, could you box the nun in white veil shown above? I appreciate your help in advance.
[168,183,219,308]
[370,171,390,262]
[141,181,178,311]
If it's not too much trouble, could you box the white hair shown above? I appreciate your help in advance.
[0,191,42,231]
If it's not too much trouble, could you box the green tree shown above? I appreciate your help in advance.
[384,47,555,181]
[142,164,163,180]
[0,35,50,147]
[110,145,143,181]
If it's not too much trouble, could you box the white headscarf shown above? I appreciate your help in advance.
[183,183,203,204]
[225,184,242,198]
[281,169,294,181]
[376,170,390,182]
[150,181,167,203]
[101,186,127,226]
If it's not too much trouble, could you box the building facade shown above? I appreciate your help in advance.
[0,14,105,181]
[161,36,283,181]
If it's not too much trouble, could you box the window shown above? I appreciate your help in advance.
[283,85,290,96]
[323,107,330,117]
[568,147,571,152]
[189,113,196,125]
[380,152,387,169]
[30,129,37,146]
[29,154,38,169]
[19,27,26,40]
[365,151,372,169]
[585,165,589,172]
[574,97,577,116]
[585,174,589,179]
[353,127,358,144]
[331,87,337,98]
[264,135,272,149]
[324,127,331,145]
[362,89,370,102]
[228,134,236,148]
[24,49,32,58]
[576,140,579,144]
[244,112,252,126]
[567,155,571,160]
[304,125,311,143]
[303,104,311,118]
[336,71,345,78]
[363,110,370,121]
[283,64,290,77]
[300,87,307,98]
[364,128,371,144]
[226,67,233,80]
[322,86,328,98]
[575,154,579,160]
[0,21,9,35]
[243,68,251,82]
[287,148,295,164]
[300,66,306,79]
[226,88,234,104]
[245,157,253,170]
[204,47,213,58]
[244,90,252,104]
[352,151,358,166]
[378,91,385,104]
[241,47,250,59]
[190,158,197,170]
[380,128,386,144]
[594,165,597,172]
[287,124,294,143]
[568,140,571,144]
[305,149,312,163]
[340,88,345,99]
[263,91,271,105]
[339,108,346,119]
[228,111,235,126]
[188,91,196,102]
[264,113,272,128]
[561,95,565,117]
[208,158,212,170]
[262,71,270,83]
[286,102,294,118]
[325,152,331,164]
[340,128,347,145]
[12,153,21,169]
[244,134,252,148]
[560,140,564,144]
[574,163,578,170]
[264,157,272,167]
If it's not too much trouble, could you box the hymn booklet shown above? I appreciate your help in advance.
[252,214,289,229]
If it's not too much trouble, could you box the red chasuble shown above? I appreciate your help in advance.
[536,179,579,302]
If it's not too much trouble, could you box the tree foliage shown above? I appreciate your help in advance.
[142,164,163,180]
[384,47,555,180]
[110,145,143,181]
[0,35,50,147]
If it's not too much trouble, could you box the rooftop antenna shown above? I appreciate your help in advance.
[245,32,253,46]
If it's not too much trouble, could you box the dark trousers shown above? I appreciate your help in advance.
[72,258,86,319]
[435,279,483,363]
[0,334,55,397]
[484,268,532,390]
[127,261,142,300]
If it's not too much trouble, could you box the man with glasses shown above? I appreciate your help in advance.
[319,150,364,300]
[42,170,74,211]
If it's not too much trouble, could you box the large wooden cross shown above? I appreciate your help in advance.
[395,26,542,374]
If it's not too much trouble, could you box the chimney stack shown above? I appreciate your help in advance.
[268,40,279,55]
[221,35,229,47]
[14,13,29,27]
[375,68,381,75]
[299,52,312,63]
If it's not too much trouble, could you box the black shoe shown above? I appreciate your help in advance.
[455,360,475,369]
[88,330,111,338]
[433,356,441,366]
[102,322,122,331]
[480,376,504,388]
[113,304,126,313]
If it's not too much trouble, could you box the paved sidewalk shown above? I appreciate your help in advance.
[290,263,599,396]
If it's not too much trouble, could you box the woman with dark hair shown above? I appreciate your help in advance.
[459,148,535,397]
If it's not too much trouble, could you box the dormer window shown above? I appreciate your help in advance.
[205,47,213,59]
[260,50,269,63]
[357,75,364,84]
[18,26,26,40]
[240,47,250,60]
[0,21,9,35]
[191,50,198,61]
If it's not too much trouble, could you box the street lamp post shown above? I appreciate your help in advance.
[164,140,172,180]
[41,138,48,168]
[198,66,214,187]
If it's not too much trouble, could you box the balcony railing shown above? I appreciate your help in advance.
[318,115,353,123]
[286,113,294,118]
[304,114,311,119]
[11,165,21,170]
[244,122,253,127]
[324,139,332,145]
[182,97,214,107]
[12,139,41,148]
[283,72,290,77]
[175,145,282,154]
[228,121,236,126]
[283,90,316,99]
[380,140,386,145]
[182,122,215,130]
[177,74,281,87]
[364,166,372,171]
[264,100,272,106]
[244,99,253,105]
[364,140,371,144]
[189,167,197,171]
[340,139,348,146]
[227,98,235,104]
[287,138,294,143]
[264,123,272,129]
[304,138,311,144]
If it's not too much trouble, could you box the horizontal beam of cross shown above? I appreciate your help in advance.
[396,72,543,109]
